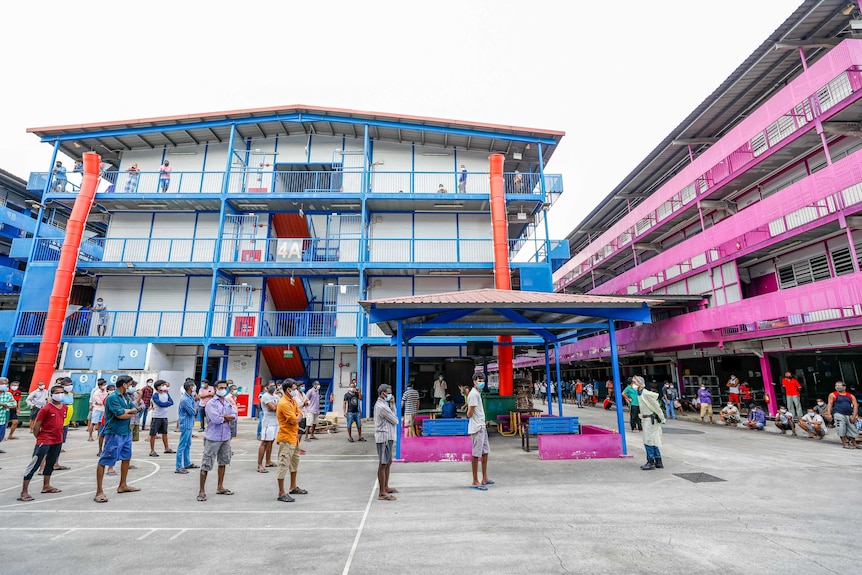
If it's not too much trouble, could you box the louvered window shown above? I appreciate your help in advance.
[777,254,831,289]
[830,243,862,276]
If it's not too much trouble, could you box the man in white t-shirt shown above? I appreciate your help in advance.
[432,375,447,406]
[467,373,493,491]
[799,407,826,439]
[257,383,279,473]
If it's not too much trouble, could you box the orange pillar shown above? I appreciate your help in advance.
[489,153,513,396]
[29,152,101,391]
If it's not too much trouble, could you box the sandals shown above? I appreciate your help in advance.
[197,494,207,502]
[107,470,117,476]
[164,449,176,454]
[17,495,35,502]
[185,464,200,469]
[470,485,488,491]
[41,488,62,494]
[358,437,367,442]
[175,469,189,474]
[94,494,109,503]
[256,468,269,473]
[216,489,234,495]
[54,466,70,471]
[277,494,295,503]
[377,494,397,501]
[149,453,160,457]
[264,462,277,467]
[347,438,355,443]
[288,487,308,495]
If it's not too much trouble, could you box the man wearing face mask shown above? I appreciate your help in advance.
[634,375,666,470]
[304,381,321,440]
[94,375,141,503]
[176,380,198,474]
[0,377,16,451]
[140,378,154,431]
[257,382,278,473]
[88,379,108,442]
[813,398,833,427]
[374,384,398,501]
[275,379,306,502]
[149,380,175,457]
[18,384,68,500]
[53,378,74,472]
[197,380,237,501]
[343,382,365,443]
[6,380,23,440]
[774,405,797,436]
[26,382,49,425]
[467,373,493,490]
[827,381,859,449]
[197,380,213,432]
[92,297,108,337]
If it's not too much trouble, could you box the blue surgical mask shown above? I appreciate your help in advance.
[62,394,74,405]
[385,394,393,402]
[476,382,485,390]
[216,389,228,397]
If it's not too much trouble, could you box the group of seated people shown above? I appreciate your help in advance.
[719,399,838,440]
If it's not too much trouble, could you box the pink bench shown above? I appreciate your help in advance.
[537,425,622,460]
[399,435,472,462]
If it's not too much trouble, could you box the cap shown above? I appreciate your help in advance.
[378,384,392,395]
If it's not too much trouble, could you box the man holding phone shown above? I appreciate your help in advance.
[94,376,141,503]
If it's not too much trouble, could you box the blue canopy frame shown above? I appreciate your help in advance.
[359,289,660,460]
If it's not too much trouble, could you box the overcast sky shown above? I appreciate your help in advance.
[2,0,801,239]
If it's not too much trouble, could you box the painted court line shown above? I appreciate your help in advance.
[0,509,365,515]
[1,527,357,533]
[342,480,379,575]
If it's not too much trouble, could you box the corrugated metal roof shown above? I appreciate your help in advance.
[361,288,661,308]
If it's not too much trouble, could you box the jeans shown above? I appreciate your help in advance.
[630,405,642,431]
[645,444,662,460]
[346,412,361,431]
[140,407,149,430]
[176,428,192,470]
[664,399,676,420]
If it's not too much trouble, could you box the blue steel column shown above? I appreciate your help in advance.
[359,345,368,417]
[554,341,563,416]
[538,143,552,274]
[201,123,237,381]
[608,320,628,456]
[8,141,63,374]
[544,344,552,415]
[395,320,404,460]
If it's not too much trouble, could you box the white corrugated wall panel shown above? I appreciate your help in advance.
[193,213,219,262]
[183,277,211,337]
[94,276,143,337]
[138,277,188,337]
[151,213,195,262]
[414,277,457,295]
[104,213,153,261]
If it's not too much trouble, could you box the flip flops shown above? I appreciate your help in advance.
[288,487,307,495]
[256,469,269,473]
[17,495,35,502]
[470,485,488,491]
[41,488,62,494]
[481,480,495,486]
[264,462,277,467]
[216,489,234,495]
[164,449,176,454]
[277,494,295,503]
[377,494,397,501]
[175,469,189,474]
[197,494,207,502]
[93,494,108,503]
[185,464,200,469]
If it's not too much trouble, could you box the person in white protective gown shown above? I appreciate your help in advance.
[632,376,666,470]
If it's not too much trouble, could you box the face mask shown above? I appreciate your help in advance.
[64,385,73,392]
[0,385,7,392]
[476,382,486,390]
[11,385,18,390]
[38,384,45,390]
[267,387,275,394]
[780,409,787,413]
[348,387,356,393]
[314,384,320,389]
[817,401,824,406]
[384,393,393,402]
[290,390,299,398]
[52,393,65,402]
[62,395,74,405]
[216,389,228,397]
[835,387,845,392]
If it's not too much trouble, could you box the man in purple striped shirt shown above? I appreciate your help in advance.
[197,380,237,501]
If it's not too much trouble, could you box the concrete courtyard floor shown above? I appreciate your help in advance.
[0,402,859,575]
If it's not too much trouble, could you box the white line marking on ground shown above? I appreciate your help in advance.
[0,459,160,509]
[169,529,187,540]
[0,461,97,494]
[0,509,365,515]
[137,528,156,540]
[342,479,378,575]
[51,529,74,540]
[0,527,357,533]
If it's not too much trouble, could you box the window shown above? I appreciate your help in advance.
[777,255,831,289]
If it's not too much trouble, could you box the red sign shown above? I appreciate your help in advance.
[241,250,262,262]
[233,316,256,337]
[236,394,250,417]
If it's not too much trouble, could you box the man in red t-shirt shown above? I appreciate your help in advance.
[19,384,68,501]
[781,372,803,419]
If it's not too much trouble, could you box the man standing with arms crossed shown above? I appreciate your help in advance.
[94,376,140,503]
[197,380,237,501]
[275,380,306,502]
[467,373,493,491]
[374,384,398,501]
[304,381,321,440]
[175,380,198,474]
[827,381,859,449]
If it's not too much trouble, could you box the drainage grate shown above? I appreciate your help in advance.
[674,473,726,483]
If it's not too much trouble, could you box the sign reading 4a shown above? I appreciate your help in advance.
[276,239,304,262]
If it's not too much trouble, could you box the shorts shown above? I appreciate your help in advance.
[99,433,133,467]
[306,413,319,426]
[700,404,712,417]
[729,393,739,402]
[261,424,277,442]
[23,443,63,481]
[403,413,415,427]
[276,441,300,478]
[376,439,394,464]
[834,413,859,438]
[91,409,104,424]
[9,408,17,421]
[201,438,231,472]
[471,427,490,457]
[149,417,169,436]
[346,412,361,430]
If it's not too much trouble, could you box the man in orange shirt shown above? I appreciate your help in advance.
[781,371,803,419]
[275,380,306,503]
[575,380,584,408]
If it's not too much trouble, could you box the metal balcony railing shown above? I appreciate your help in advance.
[34,310,365,340]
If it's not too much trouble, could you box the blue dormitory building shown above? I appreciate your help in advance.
[2,105,568,416]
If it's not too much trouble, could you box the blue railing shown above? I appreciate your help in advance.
[34,169,561,197]
[24,309,365,340]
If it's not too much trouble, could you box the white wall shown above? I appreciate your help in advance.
[223,345,258,394]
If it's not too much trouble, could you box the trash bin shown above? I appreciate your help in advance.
[17,392,31,426]
[72,393,91,425]
[481,395,517,423]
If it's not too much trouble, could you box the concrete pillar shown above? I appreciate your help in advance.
[760,354,777,418]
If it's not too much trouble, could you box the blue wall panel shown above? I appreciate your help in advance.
[16,263,57,310]
[71,372,98,394]
[118,344,147,369]
[91,344,121,371]
[63,343,94,369]
[519,264,553,293]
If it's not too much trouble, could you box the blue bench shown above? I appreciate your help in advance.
[422,419,469,436]
[523,416,579,452]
